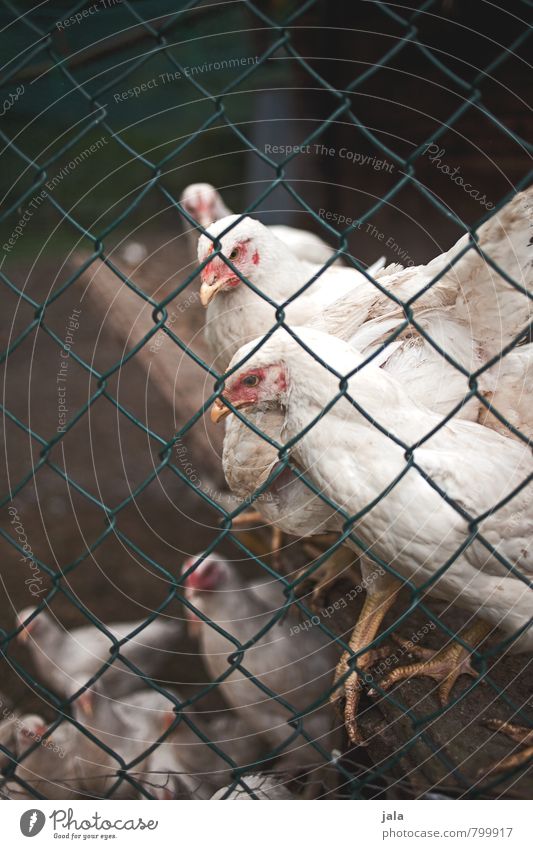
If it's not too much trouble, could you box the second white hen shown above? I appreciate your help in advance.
[180,182,341,266]
[181,551,341,781]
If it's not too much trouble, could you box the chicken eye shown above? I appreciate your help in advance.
[229,248,239,260]
[242,374,259,387]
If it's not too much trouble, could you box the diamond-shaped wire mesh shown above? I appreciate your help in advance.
[0,0,532,800]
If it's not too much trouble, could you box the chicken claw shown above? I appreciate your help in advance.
[377,619,491,705]
[331,574,400,745]
[481,720,533,777]
[230,511,284,570]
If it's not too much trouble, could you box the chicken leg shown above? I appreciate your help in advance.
[301,543,361,611]
[230,510,263,526]
[482,720,533,776]
[230,511,284,570]
[331,569,401,745]
[377,619,492,704]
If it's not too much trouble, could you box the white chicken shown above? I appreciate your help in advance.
[198,214,372,372]
[198,190,531,379]
[181,551,341,787]
[71,682,188,799]
[2,713,115,799]
[16,606,183,701]
[157,707,267,799]
[208,190,532,566]
[211,327,533,742]
[198,214,389,546]
[1,687,266,800]
[73,679,266,800]
[180,182,342,266]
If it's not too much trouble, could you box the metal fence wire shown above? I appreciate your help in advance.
[0,0,532,800]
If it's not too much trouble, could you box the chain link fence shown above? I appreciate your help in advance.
[0,0,532,800]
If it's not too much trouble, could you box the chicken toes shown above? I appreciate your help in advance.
[481,720,533,777]
[376,620,491,705]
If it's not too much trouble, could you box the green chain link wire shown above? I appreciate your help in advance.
[0,0,532,800]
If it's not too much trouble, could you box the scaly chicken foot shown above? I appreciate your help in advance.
[377,619,492,705]
[331,575,401,745]
[481,720,533,776]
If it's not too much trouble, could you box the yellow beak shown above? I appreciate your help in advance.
[210,398,231,424]
[200,279,225,307]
